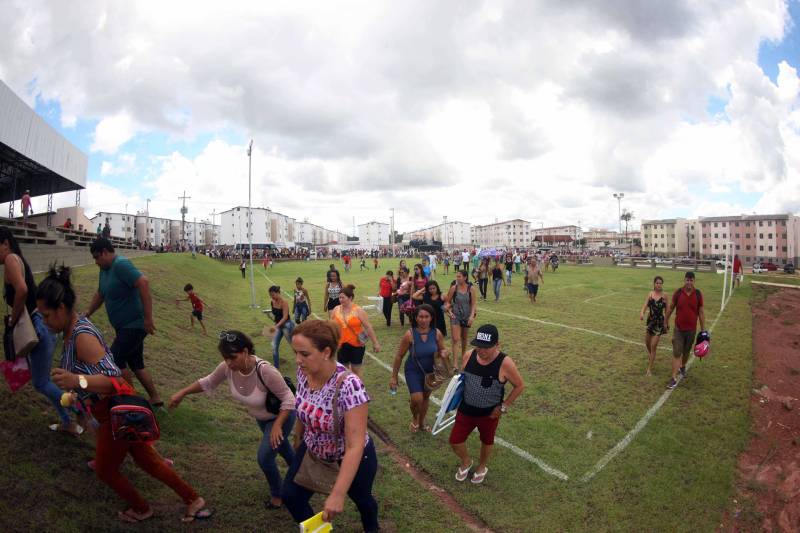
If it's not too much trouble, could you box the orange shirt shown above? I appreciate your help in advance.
[334,305,364,346]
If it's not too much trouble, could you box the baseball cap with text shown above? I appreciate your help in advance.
[470,324,499,348]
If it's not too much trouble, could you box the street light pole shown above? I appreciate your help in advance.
[613,193,624,245]
[247,139,258,308]
[390,208,395,257]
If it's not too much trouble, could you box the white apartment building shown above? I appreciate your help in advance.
[471,219,531,248]
[532,225,583,246]
[583,228,619,250]
[641,218,700,257]
[220,207,346,247]
[91,212,137,241]
[134,214,171,247]
[407,221,471,248]
[358,221,390,247]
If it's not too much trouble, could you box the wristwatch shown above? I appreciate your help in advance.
[499,403,508,414]
[77,375,88,390]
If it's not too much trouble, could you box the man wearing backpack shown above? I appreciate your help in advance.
[664,271,706,389]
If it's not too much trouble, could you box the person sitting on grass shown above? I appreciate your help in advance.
[169,330,295,511]
[390,304,448,433]
[450,325,524,485]
[40,266,211,524]
[175,283,208,335]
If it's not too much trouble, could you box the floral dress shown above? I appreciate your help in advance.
[646,296,668,336]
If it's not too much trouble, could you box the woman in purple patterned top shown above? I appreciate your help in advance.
[281,320,379,532]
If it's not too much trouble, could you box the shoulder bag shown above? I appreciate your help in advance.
[293,371,350,494]
[255,360,296,415]
[338,307,369,345]
[4,259,39,360]
[410,331,453,392]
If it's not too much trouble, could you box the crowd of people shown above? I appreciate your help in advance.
[0,227,711,530]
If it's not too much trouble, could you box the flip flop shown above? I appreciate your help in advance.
[181,509,213,523]
[455,461,473,482]
[409,421,419,433]
[471,467,489,484]
[118,508,153,523]
[49,423,84,436]
[264,500,282,510]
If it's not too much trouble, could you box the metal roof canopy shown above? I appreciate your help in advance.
[0,80,87,204]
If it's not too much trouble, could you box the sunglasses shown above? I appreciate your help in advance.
[218,330,238,342]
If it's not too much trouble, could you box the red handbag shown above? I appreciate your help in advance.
[108,378,160,442]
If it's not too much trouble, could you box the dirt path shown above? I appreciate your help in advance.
[368,418,495,533]
[722,287,800,532]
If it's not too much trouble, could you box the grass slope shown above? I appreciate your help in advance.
[0,254,754,532]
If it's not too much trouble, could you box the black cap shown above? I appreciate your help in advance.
[470,324,499,348]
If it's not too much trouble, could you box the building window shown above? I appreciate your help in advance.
[759,221,763,227]
[735,244,740,250]
[783,233,788,239]
[768,221,772,227]
[746,233,750,238]
[735,234,740,238]
[759,233,763,239]
[746,245,751,250]
[768,245,773,252]
[713,222,718,227]
[714,233,718,238]
[735,222,739,227]
[722,222,726,227]
[714,244,719,249]
[782,246,788,252]
[759,245,764,251]
[768,233,773,239]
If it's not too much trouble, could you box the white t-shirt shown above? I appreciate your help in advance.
[462,251,470,263]
[428,254,437,268]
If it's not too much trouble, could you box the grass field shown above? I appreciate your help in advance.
[0,254,756,532]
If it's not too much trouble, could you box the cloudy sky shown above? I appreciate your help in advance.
[1,0,799,234]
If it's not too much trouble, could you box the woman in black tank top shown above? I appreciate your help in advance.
[266,286,294,369]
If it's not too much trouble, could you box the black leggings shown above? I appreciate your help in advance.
[478,278,488,299]
[382,297,393,326]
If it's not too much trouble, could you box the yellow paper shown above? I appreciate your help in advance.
[299,512,332,533]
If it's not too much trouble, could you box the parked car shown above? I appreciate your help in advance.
[761,261,779,271]
[785,262,796,274]
[715,259,729,268]
[752,263,768,274]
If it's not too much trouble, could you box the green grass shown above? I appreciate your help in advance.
[0,254,756,532]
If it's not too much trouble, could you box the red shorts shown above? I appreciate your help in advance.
[448,411,500,445]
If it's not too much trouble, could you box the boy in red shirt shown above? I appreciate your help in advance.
[176,283,209,335]
[664,271,706,389]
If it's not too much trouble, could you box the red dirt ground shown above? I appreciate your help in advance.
[721,287,800,533]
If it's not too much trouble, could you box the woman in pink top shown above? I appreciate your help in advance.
[282,320,378,532]
[169,330,295,510]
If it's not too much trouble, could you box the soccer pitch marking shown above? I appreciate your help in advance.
[579,298,730,482]
[257,270,571,481]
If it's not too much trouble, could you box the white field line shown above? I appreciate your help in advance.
[579,297,730,482]
[750,281,800,290]
[477,306,671,352]
[257,270,571,481]
[582,292,618,304]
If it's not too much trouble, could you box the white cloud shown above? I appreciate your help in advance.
[91,111,138,154]
[0,0,797,232]
[100,153,137,175]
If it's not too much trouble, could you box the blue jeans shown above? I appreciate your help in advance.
[493,278,502,300]
[30,312,70,425]
[293,302,309,324]
[256,413,296,498]
[271,321,295,369]
[282,439,379,532]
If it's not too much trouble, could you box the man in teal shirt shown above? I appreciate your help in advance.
[84,238,163,408]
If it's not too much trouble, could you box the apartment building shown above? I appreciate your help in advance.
[699,214,799,264]
[91,212,137,241]
[471,219,531,248]
[641,218,700,257]
[583,228,619,250]
[358,221,390,247]
[532,225,583,246]
[407,220,471,248]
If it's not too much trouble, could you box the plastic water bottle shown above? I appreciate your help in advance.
[389,386,397,396]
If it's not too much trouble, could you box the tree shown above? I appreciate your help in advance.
[603,240,611,248]
[620,209,634,254]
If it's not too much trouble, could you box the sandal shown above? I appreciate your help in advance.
[181,498,213,523]
[264,500,282,510]
[455,461,472,482]
[118,508,153,523]
[422,425,432,433]
[409,421,419,433]
[49,422,84,436]
[471,466,488,484]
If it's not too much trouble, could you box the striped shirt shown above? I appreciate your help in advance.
[61,317,122,398]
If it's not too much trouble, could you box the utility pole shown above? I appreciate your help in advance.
[146,198,151,247]
[390,208,395,257]
[209,209,218,249]
[178,191,191,250]
[247,139,257,308]
[613,193,624,245]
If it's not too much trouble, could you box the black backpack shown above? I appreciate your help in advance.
[255,361,296,415]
